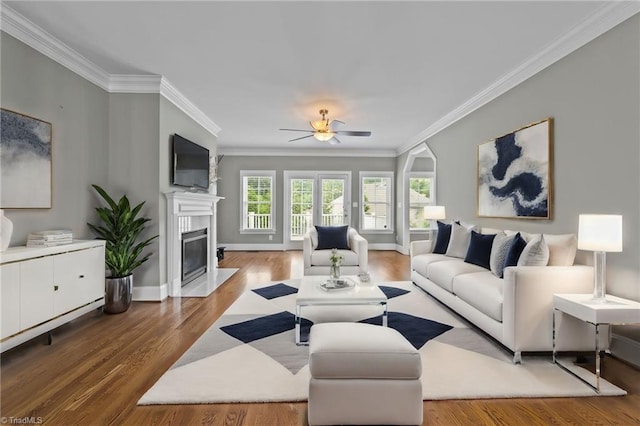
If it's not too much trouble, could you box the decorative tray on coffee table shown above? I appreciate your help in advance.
[319,278,356,292]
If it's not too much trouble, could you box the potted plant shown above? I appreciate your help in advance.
[87,184,158,314]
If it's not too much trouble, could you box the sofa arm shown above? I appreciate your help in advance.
[410,240,432,257]
[349,232,368,272]
[502,265,595,352]
[303,234,313,269]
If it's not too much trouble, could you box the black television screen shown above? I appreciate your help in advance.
[172,134,209,190]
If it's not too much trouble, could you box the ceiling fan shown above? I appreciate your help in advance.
[280,109,372,145]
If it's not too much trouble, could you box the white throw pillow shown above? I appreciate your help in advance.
[446,222,476,258]
[517,234,549,266]
[489,232,515,278]
[544,234,578,266]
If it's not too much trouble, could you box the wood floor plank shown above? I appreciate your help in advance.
[1,250,638,425]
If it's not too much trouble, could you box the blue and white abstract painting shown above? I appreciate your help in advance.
[478,119,551,219]
[1,109,52,208]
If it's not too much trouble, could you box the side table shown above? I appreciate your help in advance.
[553,293,640,392]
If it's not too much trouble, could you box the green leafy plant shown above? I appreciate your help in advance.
[87,184,158,278]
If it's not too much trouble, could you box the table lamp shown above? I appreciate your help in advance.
[423,205,446,243]
[577,214,623,302]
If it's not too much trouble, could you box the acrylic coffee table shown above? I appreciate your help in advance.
[295,275,388,345]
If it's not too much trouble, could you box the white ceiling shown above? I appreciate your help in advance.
[3,1,619,154]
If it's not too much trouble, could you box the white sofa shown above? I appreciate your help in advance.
[304,227,368,276]
[411,226,600,363]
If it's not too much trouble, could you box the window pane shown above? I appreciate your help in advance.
[362,176,391,230]
[243,175,273,230]
[290,178,313,239]
[409,177,432,230]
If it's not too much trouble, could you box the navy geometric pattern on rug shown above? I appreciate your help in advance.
[252,283,298,299]
[379,285,410,299]
[221,311,312,343]
[360,311,453,349]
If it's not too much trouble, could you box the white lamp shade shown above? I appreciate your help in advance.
[578,214,623,252]
[423,205,446,220]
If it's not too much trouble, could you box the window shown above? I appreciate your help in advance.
[409,174,434,230]
[241,171,275,233]
[360,172,393,232]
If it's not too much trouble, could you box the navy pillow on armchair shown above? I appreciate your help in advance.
[315,225,350,250]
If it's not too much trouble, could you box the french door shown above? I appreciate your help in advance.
[284,172,351,246]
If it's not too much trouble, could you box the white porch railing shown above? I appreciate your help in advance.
[246,212,271,229]
[289,213,346,239]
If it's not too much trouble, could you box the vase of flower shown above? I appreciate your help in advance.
[329,248,343,283]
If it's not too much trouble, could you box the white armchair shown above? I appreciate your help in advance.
[303,227,368,276]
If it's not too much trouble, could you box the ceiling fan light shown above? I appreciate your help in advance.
[313,131,335,142]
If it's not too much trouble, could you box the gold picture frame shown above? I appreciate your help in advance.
[477,118,553,219]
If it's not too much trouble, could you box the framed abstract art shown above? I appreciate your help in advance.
[477,118,552,219]
[0,108,52,208]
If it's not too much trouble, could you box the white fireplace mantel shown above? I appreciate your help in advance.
[165,191,223,297]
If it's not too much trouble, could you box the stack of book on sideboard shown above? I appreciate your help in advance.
[26,230,73,247]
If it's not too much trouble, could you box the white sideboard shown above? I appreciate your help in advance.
[0,240,105,352]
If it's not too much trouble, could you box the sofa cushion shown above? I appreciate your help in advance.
[446,222,476,258]
[411,253,449,277]
[427,259,486,293]
[453,272,503,322]
[311,249,358,266]
[490,233,516,278]
[517,234,549,266]
[316,225,349,250]
[433,221,452,254]
[544,233,578,266]
[464,231,495,269]
[503,233,527,269]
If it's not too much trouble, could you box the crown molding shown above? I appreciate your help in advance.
[218,147,397,158]
[108,74,163,93]
[159,78,221,136]
[0,3,111,90]
[397,1,640,155]
[0,4,221,137]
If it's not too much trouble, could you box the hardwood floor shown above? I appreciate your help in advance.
[1,251,638,425]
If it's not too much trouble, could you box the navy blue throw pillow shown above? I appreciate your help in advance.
[503,233,527,272]
[464,231,496,269]
[316,225,349,250]
[432,221,452,254]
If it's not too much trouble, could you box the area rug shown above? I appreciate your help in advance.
[138,280,625,404]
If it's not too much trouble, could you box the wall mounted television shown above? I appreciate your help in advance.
[172,134,209,190]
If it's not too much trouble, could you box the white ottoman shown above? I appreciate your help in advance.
[308,323,423,426]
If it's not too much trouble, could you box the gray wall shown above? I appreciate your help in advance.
[159,96,217,286]
[217,155,397,246]
[1,33,219,293]
[414,15,640,301]
[108,93,161,288]
[1,33,109,244]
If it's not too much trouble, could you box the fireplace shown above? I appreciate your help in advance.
[181,228,208,285]
[165,191,223,297]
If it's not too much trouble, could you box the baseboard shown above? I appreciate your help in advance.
[395,244,409,255]
[368,243,399,251]
[610,332,640,369]
[219,243,286,251]
[133,283,168,302]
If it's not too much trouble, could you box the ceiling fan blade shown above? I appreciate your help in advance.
[280,128,313,132]
[288,134,314,142]
[335,130,372,137]
[328,137,341,145]
[329,119,345,129]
